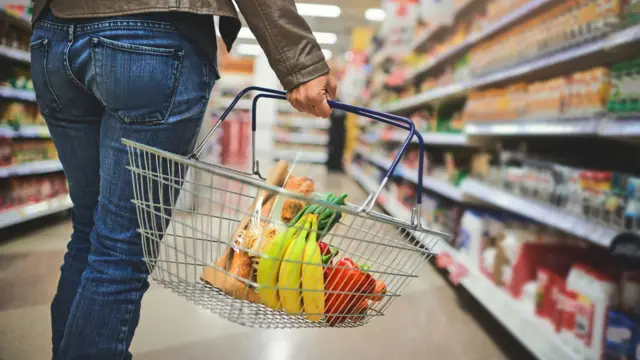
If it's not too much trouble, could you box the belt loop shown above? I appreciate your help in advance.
[67,24,74,42]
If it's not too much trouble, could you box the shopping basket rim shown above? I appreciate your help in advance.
[122,138,452,242]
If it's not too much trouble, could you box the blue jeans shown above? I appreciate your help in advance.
[31,11,216,360]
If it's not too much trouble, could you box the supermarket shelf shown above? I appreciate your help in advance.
[277,118,330,130]
[364,130,468,146]
[381,24,640,114]
[0,87,36,102]
[0,45,30,63]
[0,125,50,138]
[273,150,327,164]
[455,254,580,360]
[461,178,618,247]
[404,0,553,82]
[356,148,464,202]
[349,164,448,250]
[275,132,328,145]
[0,8,31,32]
[464,117,602,136]
[0,194,72,229]
[598,116,640,136]
[350,163,578,360]
[0,159,63,178]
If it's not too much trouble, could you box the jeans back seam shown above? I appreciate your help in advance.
[64,25,95,96]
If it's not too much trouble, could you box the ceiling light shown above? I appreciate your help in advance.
[365,8,385,21]
[296,3,341,18]
[237,41,332,60]
[237,27,336,44]
[313,31,337,44]
[236,43,262,56]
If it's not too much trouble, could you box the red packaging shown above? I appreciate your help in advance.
[559,290,578,335]
[509,243,607,298]
[536,267,567,324]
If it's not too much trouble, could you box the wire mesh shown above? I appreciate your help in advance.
[125,139,447,329]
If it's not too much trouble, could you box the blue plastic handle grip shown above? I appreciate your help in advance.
[217,86,426,205]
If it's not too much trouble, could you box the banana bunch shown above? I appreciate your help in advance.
[256,214,325,322]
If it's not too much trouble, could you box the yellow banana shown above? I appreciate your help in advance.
[301,216,325,322]
[257,216,306,310]
[278,215,314,315]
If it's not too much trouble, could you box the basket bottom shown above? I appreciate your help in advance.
[153,278,377,329]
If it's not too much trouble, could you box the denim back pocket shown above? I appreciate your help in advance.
[90,36,184,125]
[30,38,63,116]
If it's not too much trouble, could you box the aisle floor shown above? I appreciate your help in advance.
[0,170,533,360]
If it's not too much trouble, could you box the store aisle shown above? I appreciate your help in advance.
[0,171,532,360]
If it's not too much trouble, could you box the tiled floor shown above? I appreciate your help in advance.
[0,170,534,360]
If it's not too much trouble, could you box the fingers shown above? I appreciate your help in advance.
[286,91,304,113]
[326,75,337,100]
[286,74,334,118]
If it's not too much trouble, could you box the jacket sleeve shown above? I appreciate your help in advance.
[235,0,330,90]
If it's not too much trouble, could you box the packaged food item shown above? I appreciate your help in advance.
[458,209,485,269]
[605,310,638,360]
[566,263,618,359]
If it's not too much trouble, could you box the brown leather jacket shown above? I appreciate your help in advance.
[32,0,329,90]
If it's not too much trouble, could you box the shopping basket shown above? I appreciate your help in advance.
[123,86,451,329]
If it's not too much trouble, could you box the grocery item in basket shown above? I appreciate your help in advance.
[324,257,377,326]
[281,176,315,224]
[257,216,307,310]
[279,214,315,315]
[200,161,290,302]
[301,216,325,322]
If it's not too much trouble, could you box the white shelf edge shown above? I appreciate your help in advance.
[273,151,327,164]
[381,24,640,113]
[0,45,30,63]
[0,194,72,229]
[0,159,63,178]
[464,117,602,136]
[455,253,580,360]
[355,148,464,201]
[0,87,36,102]
[460,178,618,247]
[275,133,329,145]
[0,125,50,138]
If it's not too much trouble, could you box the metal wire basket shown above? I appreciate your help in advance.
[124,87,451,329]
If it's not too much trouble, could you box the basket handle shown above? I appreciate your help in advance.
[192,86,426,214]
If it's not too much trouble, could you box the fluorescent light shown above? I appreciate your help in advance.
[296,3,341,18]
[313,31,337,44]
[237,43,262,56]
[322,49,332,60]
[237,27,335,44]
[365,8,385,21]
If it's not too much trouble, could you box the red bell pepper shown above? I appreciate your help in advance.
[324,257,377,326]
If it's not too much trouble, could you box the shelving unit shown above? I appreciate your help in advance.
[350,165,583,360]
[274,112,329,164]
[381,23,640,114]
[0,5,70,229]
[353,2,640,353]
[0,194,72,229]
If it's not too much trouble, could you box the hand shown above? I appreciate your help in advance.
[286,73,337,118]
